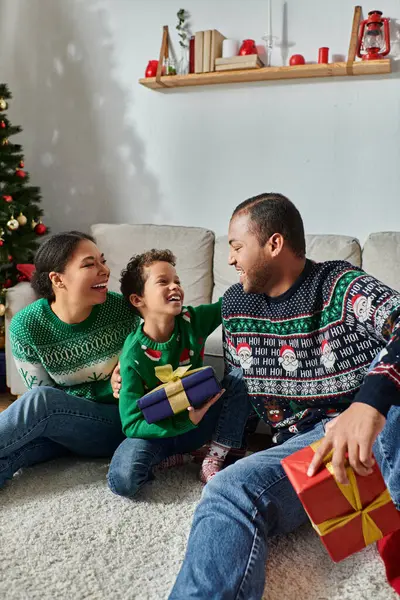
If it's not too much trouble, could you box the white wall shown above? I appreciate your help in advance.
[0,0,399,243]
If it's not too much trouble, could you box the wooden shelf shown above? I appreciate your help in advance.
[139,59,391,91]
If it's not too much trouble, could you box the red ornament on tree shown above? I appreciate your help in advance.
[19,160,24,168]
[3,195,12,203]
[34,222,47,235]
[4,279,13,288]
[16,169,26,178]
[8,255,13,262]
[0,240,4,247]
[0,121,5,129]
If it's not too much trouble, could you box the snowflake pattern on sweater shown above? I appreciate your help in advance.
[222,260,400,438]
[9,292,139,402]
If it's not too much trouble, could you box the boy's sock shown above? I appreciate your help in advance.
[199,441,231,484]
[154,454,189,471]
[190,443,210,464]
[191,444,248,465]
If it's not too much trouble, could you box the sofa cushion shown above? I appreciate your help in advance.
[362,232,400,292]
[305,235,361,266]
[204,325,223,358]
[212,234,362,302]
[91,224,215,306]
[212,236,237,302]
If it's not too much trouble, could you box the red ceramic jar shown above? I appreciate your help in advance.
[145,60,159,78]
[239,39,258,56]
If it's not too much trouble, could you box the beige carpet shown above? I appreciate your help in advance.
[0,458,397,600]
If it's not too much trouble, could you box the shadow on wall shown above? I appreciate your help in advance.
[0,0,162,233]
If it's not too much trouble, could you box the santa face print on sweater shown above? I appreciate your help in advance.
[278,345,299,373]
[236,342,253,370]
[320,339,336,372]
[352,294,373,323]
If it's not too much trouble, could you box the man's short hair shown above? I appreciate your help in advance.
[232,193,306,258]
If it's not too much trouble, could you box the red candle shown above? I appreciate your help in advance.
[189,36,195,74]
[318,47,329,64]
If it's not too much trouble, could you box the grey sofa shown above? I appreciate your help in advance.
[5,224,400,396]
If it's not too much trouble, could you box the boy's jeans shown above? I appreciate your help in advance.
[212,367,252,449]
[0,386,125,488]
[108,367,251,497]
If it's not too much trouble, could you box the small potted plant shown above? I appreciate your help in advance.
[176,9,191,75]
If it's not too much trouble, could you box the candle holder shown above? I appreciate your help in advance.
[262,33,278,67]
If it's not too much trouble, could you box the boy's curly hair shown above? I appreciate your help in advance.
[120,249,176,314]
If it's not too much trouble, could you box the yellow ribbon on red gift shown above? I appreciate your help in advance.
[147,364,205,415]
[309,439,390,546]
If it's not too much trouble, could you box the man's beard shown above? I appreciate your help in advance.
[243,264,270,294]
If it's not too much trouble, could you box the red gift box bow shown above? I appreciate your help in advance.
[309,439,391,546]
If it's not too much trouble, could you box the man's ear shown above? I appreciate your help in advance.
[268,233,284,256]
[129,293,145,310]
[49,272,65,290]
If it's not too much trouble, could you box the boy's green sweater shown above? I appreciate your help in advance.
[119,299,222,438]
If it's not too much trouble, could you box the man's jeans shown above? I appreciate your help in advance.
[169,403,400,600]
[0,386,125,488]
[108,367,251,497]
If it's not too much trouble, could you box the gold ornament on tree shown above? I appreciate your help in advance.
[0,98,7,110]
[7,217,19,231]
[2,138,9,145]
[0,304,5,317]
[17,212,27,226]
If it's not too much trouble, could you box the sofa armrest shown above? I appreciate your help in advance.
[5,283,38,395]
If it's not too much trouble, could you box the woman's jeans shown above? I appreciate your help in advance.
[0,386,125,488]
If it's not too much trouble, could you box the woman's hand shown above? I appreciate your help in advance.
[187,389,225,425]
[111,362,122,399]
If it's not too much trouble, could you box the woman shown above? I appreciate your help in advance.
[0,231,139,489]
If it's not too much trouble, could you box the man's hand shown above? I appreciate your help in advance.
[188,389,225,425]
[307,402,386,484]
[111,362,122,399]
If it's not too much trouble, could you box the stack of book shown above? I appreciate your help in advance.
[215,55,263,72]
[194,30,226,73]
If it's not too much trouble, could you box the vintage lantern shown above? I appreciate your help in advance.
[356,10,390,61]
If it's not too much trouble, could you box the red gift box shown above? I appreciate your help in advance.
[281,439,400,562]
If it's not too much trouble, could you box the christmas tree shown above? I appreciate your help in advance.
[0,83,48,346]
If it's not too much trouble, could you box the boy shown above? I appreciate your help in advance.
[107,249,250,497]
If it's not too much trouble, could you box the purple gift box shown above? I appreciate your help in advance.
[138,366,221,424]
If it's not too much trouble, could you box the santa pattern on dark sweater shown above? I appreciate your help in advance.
[223,260,400,441]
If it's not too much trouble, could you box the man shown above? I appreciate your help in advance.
[169,193,400,600]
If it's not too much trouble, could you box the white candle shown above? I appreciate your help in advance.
[268,0,272,38]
